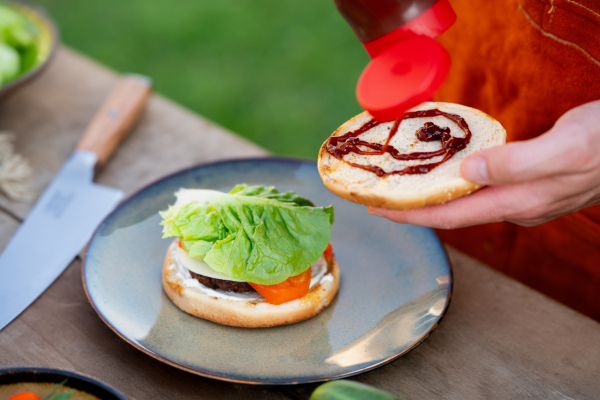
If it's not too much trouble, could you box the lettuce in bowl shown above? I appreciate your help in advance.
[0,2,37,86]
[0,1,58,94]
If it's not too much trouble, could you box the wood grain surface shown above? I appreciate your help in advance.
[1,47,599,400]
[75,74,152,167]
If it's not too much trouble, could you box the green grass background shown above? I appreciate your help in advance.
[39,0,369,159]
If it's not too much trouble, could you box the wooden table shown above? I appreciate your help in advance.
[1,48,599,400]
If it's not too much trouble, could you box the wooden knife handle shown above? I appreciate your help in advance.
[76,74,152,167]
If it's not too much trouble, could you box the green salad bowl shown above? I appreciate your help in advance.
[0,0,59,99]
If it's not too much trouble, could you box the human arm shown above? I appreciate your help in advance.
[367,99,600,228]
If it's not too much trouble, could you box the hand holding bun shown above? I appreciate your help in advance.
[318,102,506,210]
[368,100,600,229]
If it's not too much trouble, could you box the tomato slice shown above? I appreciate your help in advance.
[248,243,333,305]
[249,267,312,305]
[7,392,42,400]
[179,241,333,305]
[323,243,333,262]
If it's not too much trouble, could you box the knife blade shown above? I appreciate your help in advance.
[0,74,152,330]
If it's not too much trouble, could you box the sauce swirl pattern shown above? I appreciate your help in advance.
[326,109,472,177]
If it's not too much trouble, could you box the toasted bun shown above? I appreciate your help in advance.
[318,102,506,210]
[162,241,340,328]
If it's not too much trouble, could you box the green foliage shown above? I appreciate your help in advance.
[40,0,368,159]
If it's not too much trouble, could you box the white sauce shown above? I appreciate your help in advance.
[169,244,331,302]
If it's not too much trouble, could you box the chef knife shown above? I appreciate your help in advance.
[0,74,152,330]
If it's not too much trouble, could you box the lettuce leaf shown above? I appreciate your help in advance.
[160,184,334,285]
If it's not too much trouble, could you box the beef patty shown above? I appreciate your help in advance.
[189,270,255,293]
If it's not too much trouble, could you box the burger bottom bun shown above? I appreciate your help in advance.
[162,241,340,328]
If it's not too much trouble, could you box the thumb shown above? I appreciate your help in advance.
[460,134,567,185]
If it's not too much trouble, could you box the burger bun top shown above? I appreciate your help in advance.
[318,102,506,210]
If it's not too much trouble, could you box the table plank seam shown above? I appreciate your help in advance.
[0,203,23,223]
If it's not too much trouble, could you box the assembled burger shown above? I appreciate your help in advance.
[159,184,339,328]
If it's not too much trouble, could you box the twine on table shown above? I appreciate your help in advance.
[0,132,36,202]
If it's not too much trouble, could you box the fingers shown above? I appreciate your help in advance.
[369,100,600,229]
[367,187,508,229]
[462,102,600,186]
[460,135,570,186]
[368,164,600,229]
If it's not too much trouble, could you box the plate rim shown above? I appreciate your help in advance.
[82,156,453,385]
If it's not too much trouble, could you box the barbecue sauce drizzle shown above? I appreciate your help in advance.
[326,109,472,177]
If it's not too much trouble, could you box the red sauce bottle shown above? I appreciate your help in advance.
[333,0,456,121]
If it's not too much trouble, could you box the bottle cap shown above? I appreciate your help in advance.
[357,35,450,121]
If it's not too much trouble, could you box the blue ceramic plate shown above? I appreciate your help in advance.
[83,158,452,384]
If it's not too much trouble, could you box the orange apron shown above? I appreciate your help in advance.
[433,0,600,320]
